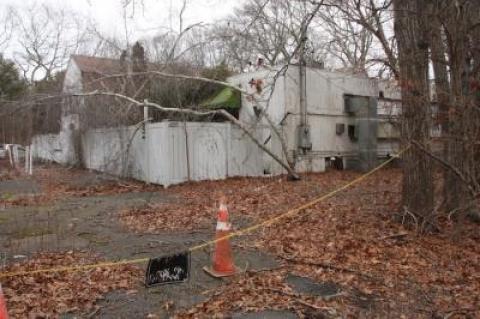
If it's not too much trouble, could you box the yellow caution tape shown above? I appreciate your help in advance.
[0,146,409,279]
[0,259,149,279]
[189,146,409,252]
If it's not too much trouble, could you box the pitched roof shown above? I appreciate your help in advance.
[71,55,125,75]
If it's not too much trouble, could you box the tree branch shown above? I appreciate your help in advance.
[72,90,300,179]
[411,140,477,197]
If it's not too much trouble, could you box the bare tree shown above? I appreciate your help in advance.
[332,0,480,230]
[12,4,89,82]
[85,26,125,58]
[0,6,15,51]
[334,0,398,77]
[426,0,480,219]
[211,0,326,71]
[317,5,373,72]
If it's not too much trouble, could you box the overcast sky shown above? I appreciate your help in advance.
[0,0,243,80]
[1,0,241,39]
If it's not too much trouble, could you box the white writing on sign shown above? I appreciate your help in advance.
[148,266,185,283]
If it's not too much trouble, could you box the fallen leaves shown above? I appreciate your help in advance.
[2,164,479,318]
[168,169,479,318]
[176,270,340,319]
[120,171,359,233]
[120,202,214,232]
[1,251,141,318]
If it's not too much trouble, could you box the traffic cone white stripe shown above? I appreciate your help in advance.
[216,221,231,231]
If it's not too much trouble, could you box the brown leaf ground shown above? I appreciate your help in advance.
[120,170,360,232]
[119,168,479,318]
[1,161,479,318]
[1,251,141,318]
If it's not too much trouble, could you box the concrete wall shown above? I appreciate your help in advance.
[32,121,264,186]
[31,134,64,163]
[31,115,80,165]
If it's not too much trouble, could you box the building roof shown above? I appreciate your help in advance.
[71,55,164,76]
[71,55,126,75]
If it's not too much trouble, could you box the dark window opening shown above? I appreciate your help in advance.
[348,125,357,141]
[327,156,344,170]
[344,94,354,114]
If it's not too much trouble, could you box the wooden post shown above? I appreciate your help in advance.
[144,105,150,184]
[29,145,33,175]
[7,145,13,168]
[25,146,29,174]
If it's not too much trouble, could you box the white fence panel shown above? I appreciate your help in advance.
[84,126,148,179]
[147,122,189,185]
[228,126,264,177]
[32,121,266,186]
[186,123,228,181]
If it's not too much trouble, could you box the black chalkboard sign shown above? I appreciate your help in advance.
[145,251,190,287]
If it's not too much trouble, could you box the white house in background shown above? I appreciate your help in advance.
[33,55,138,165]
[227,65,400,175]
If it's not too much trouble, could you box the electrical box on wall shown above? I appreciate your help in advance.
[297,125,312,151]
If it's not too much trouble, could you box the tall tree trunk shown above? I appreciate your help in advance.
[394,0,434,229]
[428,1,457,212]
[442,0,476,214]
[471,6,480,199]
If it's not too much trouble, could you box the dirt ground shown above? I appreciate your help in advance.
[0,160,479,318]
[0,162,279,318]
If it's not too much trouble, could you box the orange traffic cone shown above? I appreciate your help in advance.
[0,284,8,319]
[203,199,238,277]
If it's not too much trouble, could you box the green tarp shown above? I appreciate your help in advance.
[200,87,241,110]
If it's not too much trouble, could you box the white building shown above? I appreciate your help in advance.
[228,65,399,175]
[31,56,402,185]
